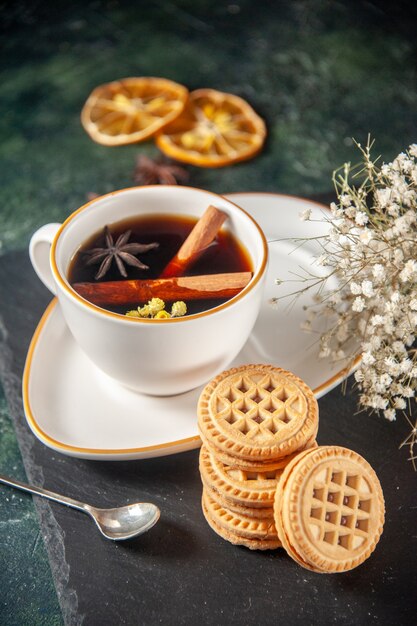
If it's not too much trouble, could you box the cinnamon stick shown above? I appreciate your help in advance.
[160,205,227,278]
[73,272,252,307]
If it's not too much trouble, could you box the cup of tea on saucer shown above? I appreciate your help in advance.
[29,185,268,396]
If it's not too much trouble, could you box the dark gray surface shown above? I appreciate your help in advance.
[0,249,416,626]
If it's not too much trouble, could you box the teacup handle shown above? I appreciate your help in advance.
[29,223,61,295]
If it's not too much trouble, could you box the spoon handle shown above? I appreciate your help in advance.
[0,473,88,513]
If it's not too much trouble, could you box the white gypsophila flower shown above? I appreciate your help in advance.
[384,356,401,376]
[380,373,392,388]
[352,296,366,312]
[340,194,351,207]
[371,314,385,327]
[338,221,350,235]
[372,264,385,282]
[359,229,372,245]
[393,153,413,174]
[376,188,392,208]
[368,395,388,410]
[330,202,345,218]
[384,408,396,421]
[345,206,357,219]
[400,260,417,283]
[400,358,413,373]
[369,335,382,350]
[278,141,417,465]
[401,189,417,207]
[362,351,375,366]
[394,397,407,410]
[300,208,312,221]
[404,209,416,226]
[350,282,361,295]
[355,370,365,383]
[394,216,410,236]
[392,341,407,354]
[361,280,374,298]
[387,202,400,217]
[329,228,339,243]
[355,211,369,226]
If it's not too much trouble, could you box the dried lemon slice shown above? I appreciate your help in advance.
[156,88,266,167]
[81,77,188,146]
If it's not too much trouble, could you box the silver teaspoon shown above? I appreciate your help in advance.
[0,473,160,541]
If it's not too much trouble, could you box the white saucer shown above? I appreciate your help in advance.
[23,193,357,460]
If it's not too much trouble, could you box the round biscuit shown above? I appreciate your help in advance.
[200,433,318,472]
[201,491,281,550]
[202,488,279,543]
[199,444,282,509]
[274,446,385,573]
[202,481,274,519]
[198,364,319,462]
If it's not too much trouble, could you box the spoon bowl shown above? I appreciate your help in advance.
[88,502,160,540]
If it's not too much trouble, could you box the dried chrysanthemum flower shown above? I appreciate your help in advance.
[171,301,187,317]
[125,297,187,319]
[154,310,171,319]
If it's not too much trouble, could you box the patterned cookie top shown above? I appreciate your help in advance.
[198,365,319,462]
[199,444,282,508]
[274,446,385,573]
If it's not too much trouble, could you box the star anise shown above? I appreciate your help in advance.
[133,155,189,186]
[84,226,159,280]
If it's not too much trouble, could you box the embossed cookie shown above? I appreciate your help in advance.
[204,483,274,519]
[199,444,282,510]
[274,446,385,573]
[198,364,319,462]
[202,488,281,550]
[201,436,318,473]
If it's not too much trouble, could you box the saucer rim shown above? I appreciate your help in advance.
[22,297,202,456]
[23,192,360,458]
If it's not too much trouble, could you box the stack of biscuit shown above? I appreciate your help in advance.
[198,363,385,573]
[197,364,319,550]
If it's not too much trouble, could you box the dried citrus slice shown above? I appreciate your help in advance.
[156,88,266,167]
[81,77,188,146]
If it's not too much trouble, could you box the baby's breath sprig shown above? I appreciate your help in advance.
[275,138,417,467]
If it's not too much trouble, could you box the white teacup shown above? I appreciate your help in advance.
[30,186,268,395]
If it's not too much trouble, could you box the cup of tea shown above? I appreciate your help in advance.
[29,186,268,395]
